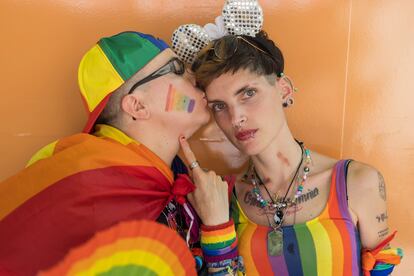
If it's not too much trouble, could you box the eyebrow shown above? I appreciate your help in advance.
[207,84,253,103]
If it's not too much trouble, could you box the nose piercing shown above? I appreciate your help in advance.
[235,116,247,128]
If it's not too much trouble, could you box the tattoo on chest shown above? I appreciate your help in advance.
[296,188,319,204]
[243,187,320,209]
[378,172,386,201]
[376,212,388,223]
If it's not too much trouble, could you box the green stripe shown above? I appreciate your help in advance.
[99,32,161,81]
[97,264,157,276]
[201,237,237,250]
[294,225,317,276]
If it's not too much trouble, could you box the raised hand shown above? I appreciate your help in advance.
[179,136,229,226]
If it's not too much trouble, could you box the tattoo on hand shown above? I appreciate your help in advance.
[376,212,388,223]
[378,228,389,239]
[378,172,386,201]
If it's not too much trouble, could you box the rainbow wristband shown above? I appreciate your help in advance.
[201,220,238,263]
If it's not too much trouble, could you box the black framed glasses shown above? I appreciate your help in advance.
[128,57,185,94]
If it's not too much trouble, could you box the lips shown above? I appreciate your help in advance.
[235,129,258,141]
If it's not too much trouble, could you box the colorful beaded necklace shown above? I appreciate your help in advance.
[243,140,312,256]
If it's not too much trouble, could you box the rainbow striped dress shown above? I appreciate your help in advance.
[230,160,362,275]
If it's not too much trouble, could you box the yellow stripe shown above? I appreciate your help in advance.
[93,124,138,146]
[320,219,343,275]
[68,237,184,275]
[307,219,333,276]
[74,250,174,276]
[25,140,58,167]
[78,45,124,112]
[201,232,236,244]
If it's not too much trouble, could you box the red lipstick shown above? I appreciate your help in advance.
[235,129,258,141]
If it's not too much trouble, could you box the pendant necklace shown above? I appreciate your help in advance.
[244,140,312,256]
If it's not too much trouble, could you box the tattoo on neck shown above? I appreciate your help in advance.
[378,172,386,201]
[376,212,388,223]
[378,228,389,239]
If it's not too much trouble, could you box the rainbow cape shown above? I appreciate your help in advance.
[0,124,194,275]
[40,220,196,276]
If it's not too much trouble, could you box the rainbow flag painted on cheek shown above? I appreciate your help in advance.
[165,84,195,113]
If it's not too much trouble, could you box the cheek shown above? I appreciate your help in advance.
[214,112,232,130]
[164,84,196,114]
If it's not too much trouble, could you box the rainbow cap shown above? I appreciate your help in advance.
[78,31,169,133]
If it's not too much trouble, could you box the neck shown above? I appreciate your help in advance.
[123,125,179,167]
[251,124,303,194]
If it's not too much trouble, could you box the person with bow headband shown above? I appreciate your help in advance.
[172,0,403,275]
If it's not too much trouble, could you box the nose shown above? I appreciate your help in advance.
[230,107,247,129]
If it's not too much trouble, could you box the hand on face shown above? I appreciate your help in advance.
[179,136,229,226]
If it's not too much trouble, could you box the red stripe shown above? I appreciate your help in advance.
[328,169,353,276]
[251,227,274,275]
[0,166,171,276]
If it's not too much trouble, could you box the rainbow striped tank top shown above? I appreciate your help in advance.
[230,160,362,275]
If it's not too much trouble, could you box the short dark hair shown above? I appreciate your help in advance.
[191,31,284,90]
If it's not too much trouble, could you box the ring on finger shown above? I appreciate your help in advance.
[189,160,200,170]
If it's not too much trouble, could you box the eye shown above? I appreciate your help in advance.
[210,102,227,112]
[242,88,256,99]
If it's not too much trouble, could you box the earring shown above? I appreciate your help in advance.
[283,97,294,108]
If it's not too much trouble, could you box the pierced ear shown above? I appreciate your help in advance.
[121,94,150,121]
[277,74,295,101]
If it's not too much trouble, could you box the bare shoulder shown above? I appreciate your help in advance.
[346,161,389,248]
[347,161,385,201]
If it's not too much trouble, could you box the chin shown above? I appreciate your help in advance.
[232,136,266,156]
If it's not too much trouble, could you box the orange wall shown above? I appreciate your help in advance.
[0,1,412,274]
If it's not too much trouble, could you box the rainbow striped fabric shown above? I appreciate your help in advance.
[230,160,362,275]
[0,124,190,275]
[41,220,196,276]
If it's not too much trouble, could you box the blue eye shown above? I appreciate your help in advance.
[243,89,256,98]
[210,102,226,112]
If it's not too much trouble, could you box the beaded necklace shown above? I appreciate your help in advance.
[243,140,312,256]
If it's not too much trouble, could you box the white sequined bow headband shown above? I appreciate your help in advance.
[171,0,264,64]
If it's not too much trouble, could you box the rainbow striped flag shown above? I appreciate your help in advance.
[0,125,193,275]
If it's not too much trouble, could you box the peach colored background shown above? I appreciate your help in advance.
[0,1,412,274]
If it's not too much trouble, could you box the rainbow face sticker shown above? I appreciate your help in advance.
[165,84,195,113]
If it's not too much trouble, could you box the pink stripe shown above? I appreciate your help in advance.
[165,84,174,111]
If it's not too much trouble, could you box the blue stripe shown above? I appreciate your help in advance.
[283,226,304,276]
[136,32,169,51]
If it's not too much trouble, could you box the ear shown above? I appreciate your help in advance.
[121,94,150,121]
[277,75,295,101]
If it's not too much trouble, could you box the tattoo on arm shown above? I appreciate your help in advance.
[378,172,386,201]
[378,228,390,239]
[376,212,388,223]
